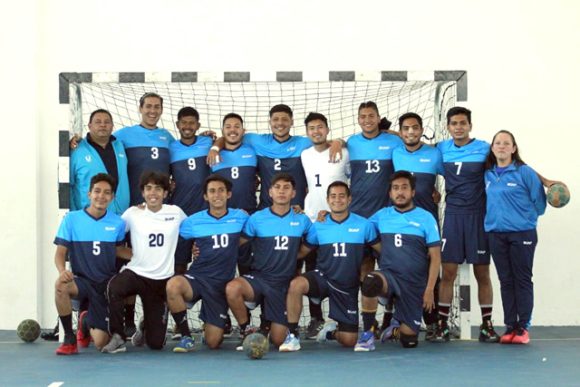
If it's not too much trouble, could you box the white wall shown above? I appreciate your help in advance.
[1,0,578,329]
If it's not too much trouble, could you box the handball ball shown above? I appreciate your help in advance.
[17,319,41,343]
[547,183,570,208]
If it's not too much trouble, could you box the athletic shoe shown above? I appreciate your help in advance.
[124,324,137,339]
[380,319,400,343]
[173,336,195,353]
[236,326,258,351]
[424,323,438,342]
[316,321,338,342]
[55,342,78,355]
[511,327,530,345]
[431,321,450,343]
[171,324,182,341]
[479,320,500,343]
[279,333,301,352]
[42,322,59,341]
[354,330,375,352]
[306,318,324,340]
[131,318,146,347]
[500,327,517,344]
[101,333,127,354]
[76,311,91,348]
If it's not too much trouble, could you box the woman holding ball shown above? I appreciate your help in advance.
[484,130,546,345]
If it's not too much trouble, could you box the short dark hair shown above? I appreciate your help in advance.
[389,170,416,191]
[358,101,380,115]
[222,113,243,127]
[90,173,117,193]
[304,112,328,127]
[139,171,170,192]
[327,181,351,197]
[89,109,113,124]
[177,106,200,121]
[446,106,471,125]
[271,172,296,188]
[203,174,233,194]
[139,92,164,108]
[484,130,526,169]
[398,112,423,129]
[269,104,293,118]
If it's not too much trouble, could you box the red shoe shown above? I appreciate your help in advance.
[500,328,516,344]
[56,342,79,355]
[77,311,90,348]
[511,328,530,345]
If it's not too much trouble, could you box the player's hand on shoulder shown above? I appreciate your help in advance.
[328,139,344,163]
[200,130,217,140]
[292,205,304,214]
[135,202,146,210]
[69,134,81,150]
[207,149,221,166]
[316,210,329,222]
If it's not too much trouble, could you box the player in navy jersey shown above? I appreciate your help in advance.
[484,130,547,345]
[70,109,130,215]
[346,101,403,336]
[113,92,175,206]
[208,104,343,210]
[166,175,249,352]
[358,171,441,351]
[435,107,499,342]
[211,113,258,214]
[169,107,212,275]
[103,172,187,353]
[53,173,128,355]
[225,173,314,349]
[281,181,378,351]
[392,112,444,340]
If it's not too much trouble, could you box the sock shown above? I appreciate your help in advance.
[288,322,299,337]
[481,304,492,322]
[171,310,191,337]
[309,303,323,321]
[59,314,75,343]
[124,304,136,327]
[80,312,90,336]
[239,322,249,334]
[362,310,377,332]
[438,302,451,323]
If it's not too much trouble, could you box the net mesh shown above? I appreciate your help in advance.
[68,79,459,334]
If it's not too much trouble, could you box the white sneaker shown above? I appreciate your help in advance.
[279,333,301,352]
[101,333,127,354]
[317,321,338,342]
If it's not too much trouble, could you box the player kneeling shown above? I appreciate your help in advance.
[357,171,441,351]
[281,181,378,351]
[166,175,248,352]
[53,173,129,355]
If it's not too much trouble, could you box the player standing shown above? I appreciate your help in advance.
[102,171,187,353]
[484,130,547,344]
[225,173,313,349]
[53,173,127,355]
[358,171,441,351]
[167,175,249,351]
[282,181,378,351]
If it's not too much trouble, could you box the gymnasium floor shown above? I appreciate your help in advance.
[1,327,579,386]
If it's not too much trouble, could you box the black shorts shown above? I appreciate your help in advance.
[184,275,228,329]
[242,273,288,325]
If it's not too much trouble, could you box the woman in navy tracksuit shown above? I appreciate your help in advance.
[484,130,546,345]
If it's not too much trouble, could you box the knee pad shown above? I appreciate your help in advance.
[400,332,418,348]
[361,273,382,297]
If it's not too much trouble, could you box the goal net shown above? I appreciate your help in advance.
[62,73,462,336]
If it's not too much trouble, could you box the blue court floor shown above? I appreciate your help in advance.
[1,327,579,386]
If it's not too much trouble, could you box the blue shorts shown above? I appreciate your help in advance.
[441,211,490,264]
[378,270,423,334]
[74,276,109,331]
[303,270,358,331]
[184,275,228,329]
[243,273,288,325]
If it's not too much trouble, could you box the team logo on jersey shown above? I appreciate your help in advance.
[408,221,420,227]
[159,136,167,140]
[242,154,253,159]
[477,250,487,255]
[85,155,92,162]
[507,183,517,187]
[290,222,300,226]
[347,309,357,315]
[523,241,532,245]
[287,146,296,152]
[105,226,116,231]
[165,217,175,221]
[226,219,237,223]
[419,158,431,163]
[378,146,390,150]
[348,228,360,233]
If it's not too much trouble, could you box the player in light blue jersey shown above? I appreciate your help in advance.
[226,173,314,350]
[484,130,548,345]
[281,181,378,351]
[53,173,128,355]
[211,113,258,213]
[208,104,343,210]
[70,109,130,215]
[113,92,175,206]
[392,112,444,339]
[166,175,249,351]
[170,107,213,275]
[358,171,441,351]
